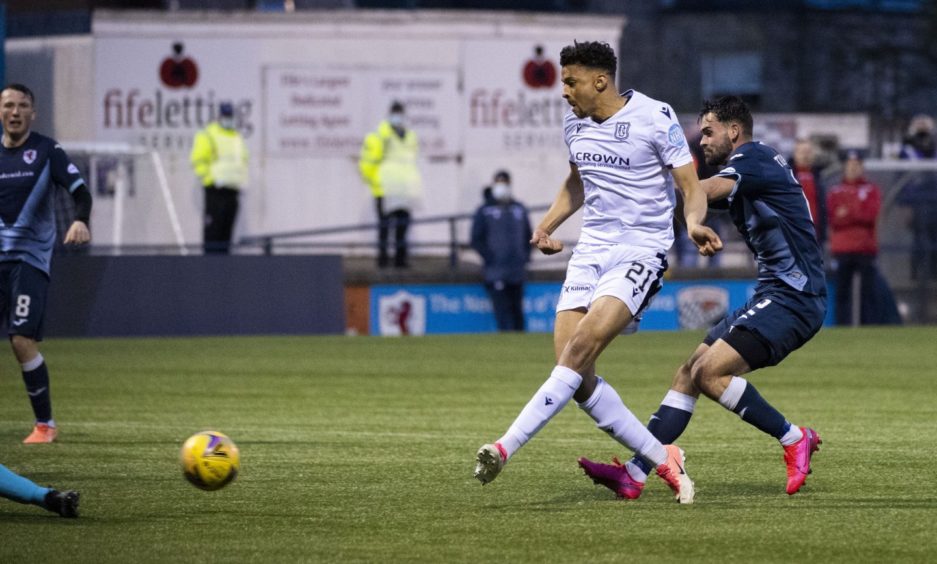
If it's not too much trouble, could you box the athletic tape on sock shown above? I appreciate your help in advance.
[21,354,44,373]
[718,376,747,411]
[661,389,697,413]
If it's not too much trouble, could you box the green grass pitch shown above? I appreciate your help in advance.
[1,327,935,563]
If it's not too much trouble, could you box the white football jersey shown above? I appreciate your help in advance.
[564,89,693,250]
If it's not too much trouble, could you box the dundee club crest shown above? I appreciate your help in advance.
[23,150,37,164]
[615,122,630,140]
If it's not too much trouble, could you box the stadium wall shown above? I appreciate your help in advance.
[5,11,624,253]
[45,255,346,337]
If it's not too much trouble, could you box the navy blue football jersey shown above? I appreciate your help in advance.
[0,132,85,274]
[715,141,826,295]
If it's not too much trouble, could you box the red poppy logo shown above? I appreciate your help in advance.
[159,41,199,89]
[522,45,557,89]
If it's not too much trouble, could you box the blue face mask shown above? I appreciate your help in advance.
[219,117,236,130]
[388,113,405,128]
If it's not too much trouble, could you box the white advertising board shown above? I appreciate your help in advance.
[462,40,571,156]
[95,38,261,152]
[88,11,624,247]
[262,65,460,158]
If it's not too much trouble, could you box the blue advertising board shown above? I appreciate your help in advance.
[370,280,834,335]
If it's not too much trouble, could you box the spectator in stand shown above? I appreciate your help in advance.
[827,151,900,325]
[896,114,937,280]
[900,114,937,160]
[790,139,827,245]
[471,170,532,332]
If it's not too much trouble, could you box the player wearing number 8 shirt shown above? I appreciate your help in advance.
[473,41,722,500]
[589,96,828,497]
[0,83,92,444]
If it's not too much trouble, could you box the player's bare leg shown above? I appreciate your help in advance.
[553,297,683,498]
[621,344,707,502]
[13,336,57,444]
[691,339,821,494]
[475,309,589,485]
[477,297,673,488]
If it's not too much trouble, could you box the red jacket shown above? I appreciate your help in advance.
[826,177,881,255]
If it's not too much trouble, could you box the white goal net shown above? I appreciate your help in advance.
[63,143,188,255]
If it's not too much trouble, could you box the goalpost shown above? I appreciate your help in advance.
[63,142,188,255]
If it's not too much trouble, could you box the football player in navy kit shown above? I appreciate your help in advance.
[0,83,92,443]
[594,96,827,496]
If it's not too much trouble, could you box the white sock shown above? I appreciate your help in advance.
[624,460,648,482]
[497,365,582,459]
[577,376,667,467]
[21,353,44,372]
[718,376,747,411]
[779,424,804,446]
[661,389,697,413]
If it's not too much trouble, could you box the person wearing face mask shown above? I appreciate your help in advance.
[897,114,937,280]
[190,102,248,255]
[470,170,532,332]
[359,101,423,268]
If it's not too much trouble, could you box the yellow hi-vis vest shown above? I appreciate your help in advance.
[358,121,422,211]
[190,122,249,189]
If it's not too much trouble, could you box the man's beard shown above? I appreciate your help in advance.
[705,137,733,166]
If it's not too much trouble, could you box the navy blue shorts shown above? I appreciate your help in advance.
[0,261,50,341]
[704,281,827,369]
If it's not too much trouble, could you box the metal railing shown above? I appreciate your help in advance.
[238,204,552,267]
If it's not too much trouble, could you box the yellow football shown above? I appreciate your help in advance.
[180,431,240,491]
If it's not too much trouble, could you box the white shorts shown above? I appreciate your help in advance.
[556,244,668,329]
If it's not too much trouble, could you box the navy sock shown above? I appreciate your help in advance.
[648,405,694,445]
[734,381,789,439]
[22,360,52,423]
[633,405,694,475]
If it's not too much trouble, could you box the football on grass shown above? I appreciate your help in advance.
[180,431,240,491]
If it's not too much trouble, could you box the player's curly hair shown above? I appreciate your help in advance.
[560,41,617,78]
[699,96,753,136]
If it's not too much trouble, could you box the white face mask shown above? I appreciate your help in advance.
[491,182,511,201]
[388,113,405,128]
[219,117,236,130]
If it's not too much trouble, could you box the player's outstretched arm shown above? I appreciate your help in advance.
[698,175,737,203]
[530,162,584,255]
[671,163,723,257]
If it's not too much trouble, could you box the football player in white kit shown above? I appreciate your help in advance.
[474,41,721,502]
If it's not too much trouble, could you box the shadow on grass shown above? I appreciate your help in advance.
[476,489,666,510]
[0,512,87,523]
